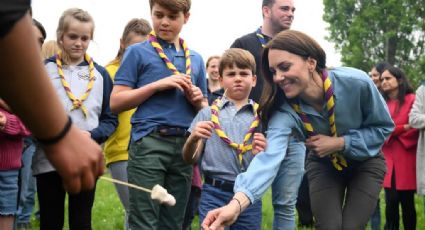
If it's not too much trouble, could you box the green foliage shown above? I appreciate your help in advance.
[30,176,425,229]
[323,0,425,87]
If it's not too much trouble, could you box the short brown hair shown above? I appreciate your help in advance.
[149,0,191,14]
[206,55,220,68]
[219,48,256,76]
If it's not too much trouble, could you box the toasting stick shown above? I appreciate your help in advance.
[99,176,176,206]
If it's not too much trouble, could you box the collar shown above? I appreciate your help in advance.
[155,36,193,57]
[218,97,256,113]
[256,27,272,40]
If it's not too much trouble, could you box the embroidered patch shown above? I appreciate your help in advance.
[77,70,96,81]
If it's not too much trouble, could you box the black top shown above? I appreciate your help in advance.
[230,31,271,103]
[0,0,31,38]
[206,80,224,105]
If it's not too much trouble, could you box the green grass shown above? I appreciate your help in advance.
[30,175,425,229]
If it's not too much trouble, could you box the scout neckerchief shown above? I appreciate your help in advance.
[56,51,95,118]
[291,70,348,171]
[148,31,191,75]
[210,98,260,165]
[256,27,269,48]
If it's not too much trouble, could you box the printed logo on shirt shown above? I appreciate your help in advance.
[77,69,96,81]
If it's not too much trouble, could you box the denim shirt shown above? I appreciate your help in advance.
[283,67,394,160]
[114,38,207,142]
[235,108,305,203]
[234,67,394,204]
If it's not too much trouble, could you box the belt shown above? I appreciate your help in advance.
[204,175,235,193]
[154,125,188,137]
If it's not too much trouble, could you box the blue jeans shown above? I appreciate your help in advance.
[271,141,305,230]
[0,169,19,215]
[108,161,130,230]
[17,138,37,224]
[199,184,262,230]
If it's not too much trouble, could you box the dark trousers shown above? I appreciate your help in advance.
[385,169,416,230]
[128,133,192,230]
[182,186,201,230]
[296,173,314,227]
[36,171,96,230]
[306,153,386,230]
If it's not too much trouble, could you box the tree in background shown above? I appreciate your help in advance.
[323,0,425,87]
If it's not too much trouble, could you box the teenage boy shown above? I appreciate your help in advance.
[183,48,266,229]
[110,0,208,229]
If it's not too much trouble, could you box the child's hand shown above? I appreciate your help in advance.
[0,111,6,130]
[192,121,214,141]
[153,74,192,92]
[185,85,204,108]
[252,132,266,154]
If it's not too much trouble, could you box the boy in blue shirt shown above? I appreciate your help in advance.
[183,48,266,229]
[110,0,208,229]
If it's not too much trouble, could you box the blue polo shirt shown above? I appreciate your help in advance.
[114,39,207,142]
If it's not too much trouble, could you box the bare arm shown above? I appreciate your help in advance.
[0,14,104,194]
[182,121,214,164]
[110,74,193,113]
[110,84,157,113]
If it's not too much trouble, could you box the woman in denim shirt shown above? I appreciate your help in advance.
[202,30,394,230]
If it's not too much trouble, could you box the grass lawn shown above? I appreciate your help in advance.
[30,174,425,229]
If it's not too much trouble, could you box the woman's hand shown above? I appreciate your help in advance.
[306,134,345,157]
[201,201,240,230]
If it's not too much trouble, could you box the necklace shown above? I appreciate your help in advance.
[291,70,348,170]
[211,99,260,165]
[56,51,95,118]
[148,31,191,75]
[256,27,269,48]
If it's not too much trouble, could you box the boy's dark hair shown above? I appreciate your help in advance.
[33,19,46,40]
[149,0,191,14]
[262,0,275,7]
[219,48,256,76]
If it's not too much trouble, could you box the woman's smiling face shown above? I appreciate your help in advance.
[268,49,312,99]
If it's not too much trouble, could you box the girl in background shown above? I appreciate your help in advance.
[32,8,117,230]
[0,99,30,230]
[103,18,151,230]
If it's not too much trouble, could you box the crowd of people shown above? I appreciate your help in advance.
[1,0,425,230]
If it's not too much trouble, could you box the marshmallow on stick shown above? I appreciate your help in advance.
[150,185,176,206]
[99,176,176,206]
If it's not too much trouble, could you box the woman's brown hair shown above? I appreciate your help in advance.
[259,30,327,124]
